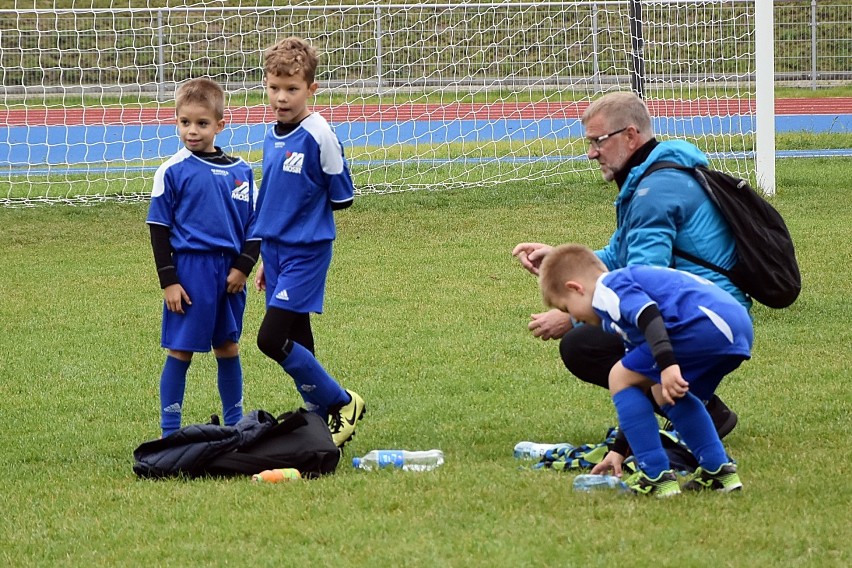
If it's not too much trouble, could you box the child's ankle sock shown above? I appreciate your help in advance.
[662,392,729,470]
[613,387,670,478]
[160,356,190,436]
[216,355,244,427]
[280,341,349,417]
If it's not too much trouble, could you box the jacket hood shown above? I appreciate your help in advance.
[617,139,710,202]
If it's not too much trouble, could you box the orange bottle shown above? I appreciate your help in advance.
[251,468,301,483]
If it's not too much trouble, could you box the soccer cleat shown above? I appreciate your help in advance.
[682,462,743,493]
[327,389,365,448]
[625,469,682,498]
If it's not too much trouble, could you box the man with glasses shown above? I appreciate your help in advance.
[512,91,745,474]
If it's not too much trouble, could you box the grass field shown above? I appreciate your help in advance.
[1,157,850,566]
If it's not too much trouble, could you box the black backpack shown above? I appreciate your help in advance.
[204,409,340,479]
[641,161,801,308]
[133,408,340,479]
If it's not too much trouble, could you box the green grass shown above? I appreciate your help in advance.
[1,157,850,566]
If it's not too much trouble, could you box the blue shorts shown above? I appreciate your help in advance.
[621,345,747,402]
[261,241,332,314]
[161,252,246,352]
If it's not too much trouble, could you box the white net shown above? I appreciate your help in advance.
[0,1,760,206]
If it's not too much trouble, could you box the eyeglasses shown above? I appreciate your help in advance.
[586,127,628,151]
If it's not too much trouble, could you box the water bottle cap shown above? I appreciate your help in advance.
[352,457,361,468]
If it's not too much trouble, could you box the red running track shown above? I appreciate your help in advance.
[0,98,849,126]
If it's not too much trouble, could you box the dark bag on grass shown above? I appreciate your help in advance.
[132,408,339,479]
[205,409,340,478]
[641,161,801,308]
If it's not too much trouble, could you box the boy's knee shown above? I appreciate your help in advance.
[256,329,284,361]
[608,362,648,395]
[607,363,627,395]
[213,341,239,359]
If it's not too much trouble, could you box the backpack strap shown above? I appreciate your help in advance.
[638,161,734,280]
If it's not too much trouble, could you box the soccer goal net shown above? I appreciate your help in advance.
[0,1,767,206]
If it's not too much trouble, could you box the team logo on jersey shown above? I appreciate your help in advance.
[231,180,250,202]
[211,169,229,176]
[282,151,304,174]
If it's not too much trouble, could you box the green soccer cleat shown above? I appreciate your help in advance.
[625,469,682,498]
[683,462,743,493]
[327,389,366,448]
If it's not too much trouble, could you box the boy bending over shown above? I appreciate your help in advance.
[539,244,753,497]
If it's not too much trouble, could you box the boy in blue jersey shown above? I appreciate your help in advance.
[539,244,753,497]
[146,78,259,437]
[251,36,365,448]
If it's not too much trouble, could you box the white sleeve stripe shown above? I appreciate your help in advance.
[303,113,345,175]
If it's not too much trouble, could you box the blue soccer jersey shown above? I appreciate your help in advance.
[146,147,256,254]
[251,112,355,245]
[593,265,753,360]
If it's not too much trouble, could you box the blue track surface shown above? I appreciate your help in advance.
[1,114,850,172]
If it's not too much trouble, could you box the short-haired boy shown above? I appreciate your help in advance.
[539,244,753,496]
[251,36,365,447]
[146,77,259,437]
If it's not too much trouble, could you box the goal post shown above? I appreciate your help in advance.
[0,1,771,206]
[755,0,777,195]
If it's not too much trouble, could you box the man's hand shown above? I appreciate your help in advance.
[660,364,689,405]
[590,451,626,477]
[528,309,574,340]
[511,242,554,276]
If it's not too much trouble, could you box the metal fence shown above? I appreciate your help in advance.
[776,0,852,86]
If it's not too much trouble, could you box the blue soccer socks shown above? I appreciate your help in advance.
[216,355,244,427]
[661,392,729,471]
[613,387,670,478]
[280,341,349,418]
[159,355,190,437]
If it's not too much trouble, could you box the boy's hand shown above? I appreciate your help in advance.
[590,451,626,477]
[254,262,266,291]
[511,242,553,276]
[528,309,573,340]
[226,268,247,294]
[163,283,191,314]
[660,364,689,405]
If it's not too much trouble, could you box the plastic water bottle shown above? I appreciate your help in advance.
[572,474,629,493]
[252,468,301,483]
[513,441,575,460]
[352,449,444,472]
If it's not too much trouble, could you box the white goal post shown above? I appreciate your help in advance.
[0,1,773,206]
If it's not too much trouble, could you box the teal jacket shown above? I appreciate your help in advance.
[595,139,750,311]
